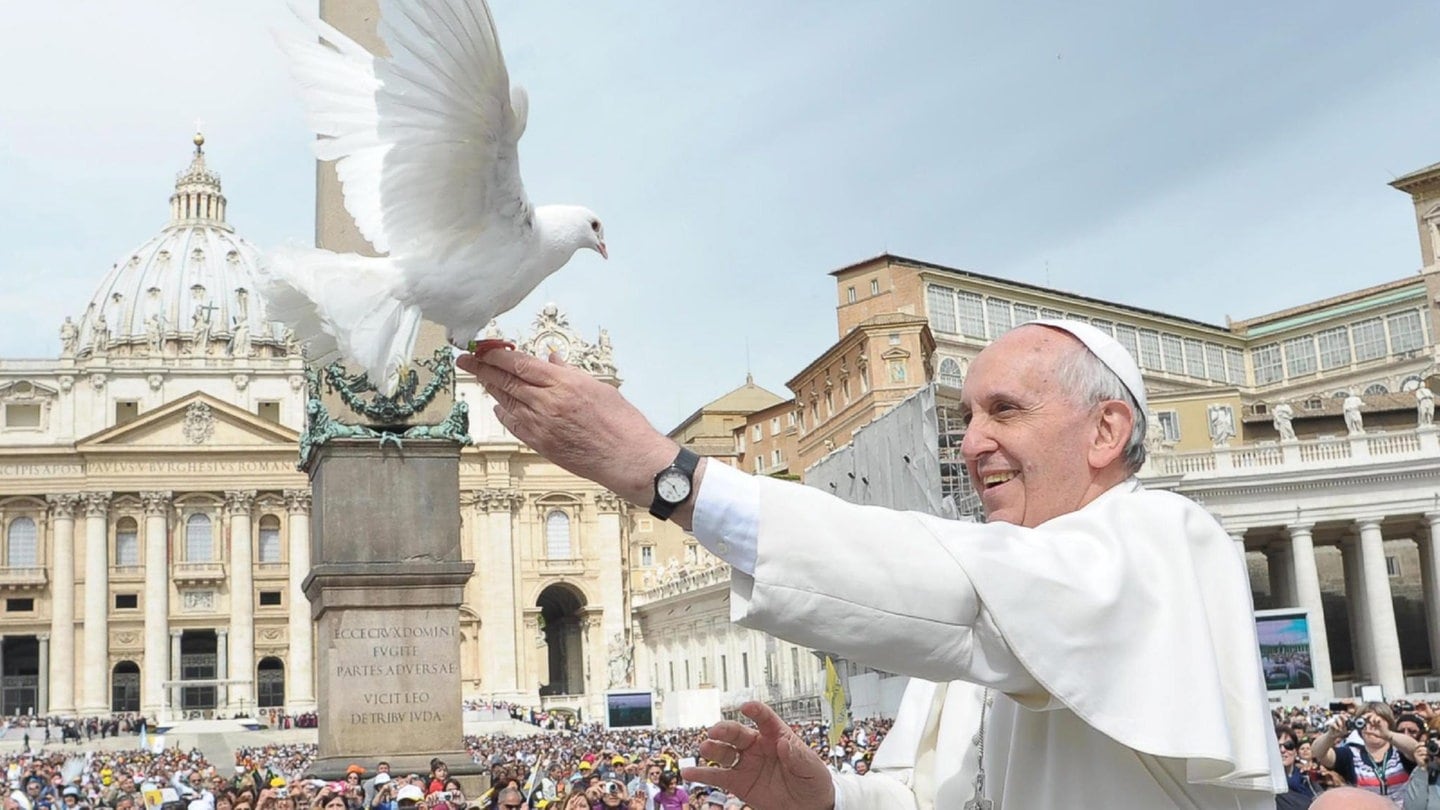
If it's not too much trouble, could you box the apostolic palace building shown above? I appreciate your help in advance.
[1,135,1439,723]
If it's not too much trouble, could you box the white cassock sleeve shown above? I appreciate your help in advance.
[690,462,1282,794]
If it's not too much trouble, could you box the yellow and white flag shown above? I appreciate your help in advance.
[824,656,850,748]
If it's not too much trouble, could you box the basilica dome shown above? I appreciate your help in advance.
[67,134,283,359]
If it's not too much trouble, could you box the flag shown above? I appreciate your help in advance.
[823,656,849,748]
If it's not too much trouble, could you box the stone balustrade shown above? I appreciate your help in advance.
[1147,426,1440,479]
[633,560,731,606]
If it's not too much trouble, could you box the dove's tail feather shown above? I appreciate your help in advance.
[259,247,421,396]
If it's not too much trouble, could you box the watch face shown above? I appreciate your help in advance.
[656,469,691,504]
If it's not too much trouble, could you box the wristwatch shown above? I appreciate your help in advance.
[649,447,700,521]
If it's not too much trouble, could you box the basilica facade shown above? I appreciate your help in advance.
[0,139,639,722]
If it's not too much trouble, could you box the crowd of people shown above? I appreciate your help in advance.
[1274,699,1440,808]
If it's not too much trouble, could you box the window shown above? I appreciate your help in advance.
[1040,308,1064,320]
[1204,344,1226,382]
[791,648,801,691]
[115,401,139,425]
[753,456,763,473]
[259,591,282,606]
[185,514,213,561]
[640,546,654,567]
[1283,336,1317,378]
[870,279,880,296]
[956,292,985,339]
[257,515,282,563]
[938,358,964,388]
[1305,397,1323,410]
[1387,555,1401,577]
[721,654,729,691]
[685,542,698,564]
[1352,318,1386,361]
[637,518,653,532]
[1013,303,1038,325]
[6,518,37,567]
[846,286,856,304]
[1225,348,1246,385]
[1364,383,1389,395]
[1137,330,1162,370]
[115,517,139,566]
[701,657,710,686]
[824,390,834,416]
[1183,339,1206,379]
[6,598,33,612]
[4,404,40,428]
[787,412,796,427]
[735,432,744,453]
[770,417,780,436]
[742,652,750,687]
[256,401,281,423]
[888,333,901,346]
[925,286,956,334]
[1089,319,1115,337]
[1114,325,1139,361]
[1160,334,1185,374]
[545,510,571,558]
[1253,344,1283,385]
[685,661,691,689]
[669,662,675,691]
[752,424,762,441]
[1156,411,1181,442]
[1389,310,1426,354]
[985,298,1012,339]
[114,593,138,610]
[771,448,782,467]
[1316,327,1351,370]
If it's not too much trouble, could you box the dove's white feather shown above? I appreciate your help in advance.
[259,248,420,393]
[267,0,603,395]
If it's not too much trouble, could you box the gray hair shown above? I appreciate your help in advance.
[1051,341,1147,474]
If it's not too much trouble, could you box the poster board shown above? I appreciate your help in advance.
[604,690,655,730]
[1255,608,1316,691]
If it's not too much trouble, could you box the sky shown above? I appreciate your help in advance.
[1,1,1438,431]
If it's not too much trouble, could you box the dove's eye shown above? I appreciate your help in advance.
[590,221,600,232]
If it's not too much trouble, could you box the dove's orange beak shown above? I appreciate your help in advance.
[598,241,608,260]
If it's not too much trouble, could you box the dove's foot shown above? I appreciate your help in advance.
[465,338,517,356]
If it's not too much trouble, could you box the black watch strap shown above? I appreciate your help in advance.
[649,447,700,521]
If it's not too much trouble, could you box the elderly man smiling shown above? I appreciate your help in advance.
[461,320,1284,809]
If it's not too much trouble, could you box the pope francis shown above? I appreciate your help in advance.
[460,319,1286,809]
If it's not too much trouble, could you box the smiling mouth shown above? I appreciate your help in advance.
[981,472,1017,490]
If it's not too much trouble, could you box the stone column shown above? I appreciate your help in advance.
[1287,523,1333,696]
[1340,537,1374,684]
[36,634,49,716]
[1230,531,1247,565]
[140,492,171,717]
[169,629,183,724]
[45,494,80,716]
[477,489,521,697]
[216,627,229,712]
[225,490,256,712]
[594,494,627,663]
[81,491,112,716]
[1422,513,1440,678]
[285,490,316,712]
[1356,519,1404,697]
[1266,544,1296,607]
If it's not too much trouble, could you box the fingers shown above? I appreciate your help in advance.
[679,765,743,792]
[697,738,746,766]
[470,347,561,386]
[741,701,792,743]
[699,720,761,751]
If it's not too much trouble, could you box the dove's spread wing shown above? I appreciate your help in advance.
[274,13,392,253]
[373,0,533,259]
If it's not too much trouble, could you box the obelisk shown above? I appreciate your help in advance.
[303,0,475,777]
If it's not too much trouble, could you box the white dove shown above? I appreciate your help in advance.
[262,0,607,395]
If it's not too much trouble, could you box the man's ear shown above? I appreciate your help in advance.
[1089,400,1134,470]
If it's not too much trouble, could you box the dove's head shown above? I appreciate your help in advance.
[583,209,608,259]
[538,204,608,262]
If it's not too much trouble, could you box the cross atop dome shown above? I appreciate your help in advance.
[169,130,230,231]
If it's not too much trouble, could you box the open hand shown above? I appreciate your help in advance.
[681,702,835,810]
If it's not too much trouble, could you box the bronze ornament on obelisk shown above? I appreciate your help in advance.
[301,0,477,779]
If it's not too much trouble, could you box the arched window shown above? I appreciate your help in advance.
[545,510,571,559]
[1364,383,1389,396]
[6,518,37,567]
[939,358,964,388]
[185,513,213,562]
[257,515,282,563]
[115,517,139,566]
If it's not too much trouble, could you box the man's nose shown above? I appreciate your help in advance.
[960,417,994,461]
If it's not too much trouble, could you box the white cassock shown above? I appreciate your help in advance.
[692,463,1285,810]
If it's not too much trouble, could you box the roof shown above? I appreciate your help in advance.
[830,253,1227,332]
[1390,161,1440,192]
[667,374,786,436]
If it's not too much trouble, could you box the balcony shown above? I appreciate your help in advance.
[172,562,227,586]
[111,565,145,582]
[0,567,47,591]
[538,558,584,576]
[256,562,288,577]
[1145,425,1440,481]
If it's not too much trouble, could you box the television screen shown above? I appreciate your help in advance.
[1255,611,1315,691]
[605,690,655,729]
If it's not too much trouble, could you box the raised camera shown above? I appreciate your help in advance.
[1427,740,1440,757]
[1351,718,1369,731]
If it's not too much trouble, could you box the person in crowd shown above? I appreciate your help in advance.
[1313,703,1418,807]
[459,319,1282,809]
[1404,734,1440,809]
